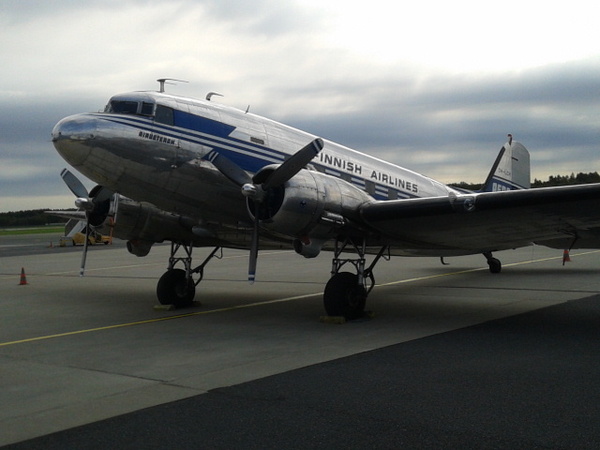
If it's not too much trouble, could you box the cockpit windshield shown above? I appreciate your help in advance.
[106,100,138,114]
[105,100,155,116]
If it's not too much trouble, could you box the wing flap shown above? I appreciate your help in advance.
[360,183,600,252]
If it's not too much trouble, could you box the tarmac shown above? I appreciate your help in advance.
[1,232,600,448]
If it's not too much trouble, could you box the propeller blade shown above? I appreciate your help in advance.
[91,186,114,203]
[262,138,324,189]
[248,205,260,284]
[206,150,252,187]
[80,221,91,277]
[60,168,89,198]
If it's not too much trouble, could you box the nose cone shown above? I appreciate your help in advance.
[52,114,98,166]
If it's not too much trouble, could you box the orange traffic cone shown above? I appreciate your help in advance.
[19,267,28,285]
[562,249,571,265]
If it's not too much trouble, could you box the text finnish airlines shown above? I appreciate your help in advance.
[319,152,418,193]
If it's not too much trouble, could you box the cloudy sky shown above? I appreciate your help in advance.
[1,0,599,212]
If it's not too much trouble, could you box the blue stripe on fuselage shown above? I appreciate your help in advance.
[173,109,236,140]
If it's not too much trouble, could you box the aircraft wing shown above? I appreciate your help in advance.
[359,183,600,253]
[45,210,86,221]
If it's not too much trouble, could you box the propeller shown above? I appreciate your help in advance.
[60,168,114,276]
[261,138,324,190]
[207,138,324,282]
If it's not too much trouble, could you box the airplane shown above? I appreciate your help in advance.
[50,78,600,319]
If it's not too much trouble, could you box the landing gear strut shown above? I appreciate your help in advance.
[483,251,502,273]
[323,239,389,319]
[156,243,221,307]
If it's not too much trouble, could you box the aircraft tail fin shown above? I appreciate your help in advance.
[481,135,530,192]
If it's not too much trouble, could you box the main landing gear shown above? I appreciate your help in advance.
[323,239,389,320]
[156,243,222,308]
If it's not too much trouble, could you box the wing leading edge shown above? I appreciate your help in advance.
[359,183,600,254]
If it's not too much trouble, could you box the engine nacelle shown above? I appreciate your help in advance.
[248,168,372,240]
[96,198,214,256]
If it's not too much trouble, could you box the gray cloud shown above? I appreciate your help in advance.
[200,0,321,36]
[2,0,124,22]
[267,72,599,187]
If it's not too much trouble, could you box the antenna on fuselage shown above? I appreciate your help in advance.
[157,78,189,93]
[206,92,224,102]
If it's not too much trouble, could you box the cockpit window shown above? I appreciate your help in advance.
[104,100,156,117]
[108,100,139,114]
[141,102,154,116]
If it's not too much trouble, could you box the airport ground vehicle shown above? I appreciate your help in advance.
[58,220,111,246]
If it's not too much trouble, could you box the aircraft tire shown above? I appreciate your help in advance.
[156,268,195,307]
[488,258,502,273]
[323,272,366,320]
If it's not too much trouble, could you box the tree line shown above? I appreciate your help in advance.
[451,171,600,191]
[0,209,69,227]
[532,172,600,187]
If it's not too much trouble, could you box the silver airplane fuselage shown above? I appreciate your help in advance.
[52,90,453,251]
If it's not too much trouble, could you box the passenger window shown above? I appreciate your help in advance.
[155,105,174,125]
[141,102,154,116]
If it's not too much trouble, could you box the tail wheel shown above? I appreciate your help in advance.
[323,272,367,319]
[156,269,195,307]
[488,257,502,273]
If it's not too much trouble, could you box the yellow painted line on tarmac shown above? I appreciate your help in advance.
[0,293,320,348]
[378,267,487,287]
[1,250,598,348]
